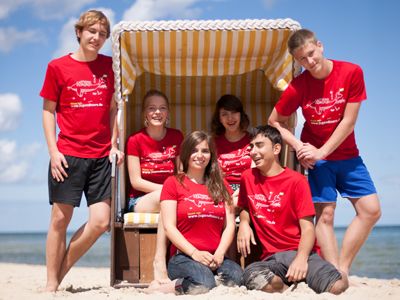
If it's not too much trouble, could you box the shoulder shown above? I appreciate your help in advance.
[333,60,363,74]
[283,168,308,185]
[167,128,184,139]
[46,54,71,68]
[97,54,112,63]
[127,129,146,142]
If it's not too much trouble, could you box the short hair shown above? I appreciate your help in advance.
[74,10,111,43]
[250,125,282,146]
[141,89,170,112]
[288,29,318,55]
[211,94,250,136]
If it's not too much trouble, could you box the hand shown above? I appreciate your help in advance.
[191,250,214,267]
[50,150,68,182]
[210,251,224,270]
[109,146,124,165]
[296,143,325,166]
[237,222,256,257]
[286,256,308,283]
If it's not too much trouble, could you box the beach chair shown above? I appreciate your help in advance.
[110,18,301,287]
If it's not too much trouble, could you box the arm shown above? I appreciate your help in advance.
[109,97,124,165]
[161,200,214,266]
[127,155,163,193]
[42,99,68,182]
[286,216,315,282]
[212,203,236,268]
[237,208,256,257]
[297,102,361,162]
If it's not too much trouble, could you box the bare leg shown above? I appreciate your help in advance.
[45,203,74,292]
[58,200,110,284]
[146,279,177,294]
[261,275,287,293]
[339,194,381,274]
[152,214,170,282]
[315,203,339,269]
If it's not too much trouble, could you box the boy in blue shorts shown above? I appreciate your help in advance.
[268,29,381,276]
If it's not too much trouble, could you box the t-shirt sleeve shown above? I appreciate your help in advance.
[39,63,60,102]
[274,79,302,116]
[125,133,140,156]
[294,176,315,219]
[160,176,178,202]
[175,130,184,155]
[347,65,367,103]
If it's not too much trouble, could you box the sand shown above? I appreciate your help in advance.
[1,263,399,300]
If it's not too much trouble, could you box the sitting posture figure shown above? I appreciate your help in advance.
[211,94,252,206]
[237,125,349,294]
[126,89,183,281]
[148,131,243,295]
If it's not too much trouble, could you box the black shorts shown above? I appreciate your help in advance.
[48,155,111,207]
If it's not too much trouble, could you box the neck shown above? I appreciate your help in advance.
[186,169,206,184]
[146,125,166,141]
[259,161,284,177]
[224,130,245,142]
[71,47,98,62]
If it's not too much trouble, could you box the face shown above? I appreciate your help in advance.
[292,41,324,76]
[188,139,211,172]
[144,95,169,127]
[249,134,280,170]
[77,22,108,53]
[219,108,241,133]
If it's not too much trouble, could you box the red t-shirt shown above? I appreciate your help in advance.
[40,54,115,158]
[160,175,232,256]
[126,128,184,198]
[275,60,366,160]
[215,133,252,184]
[238,167,316,259]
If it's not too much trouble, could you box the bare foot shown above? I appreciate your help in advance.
[145,279,176,294]
[43,283,58,293]
[153,258,170,283]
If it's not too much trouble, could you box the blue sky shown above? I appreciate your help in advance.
[0,0,399,232]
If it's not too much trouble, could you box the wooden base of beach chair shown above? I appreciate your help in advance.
[111,222,158,287]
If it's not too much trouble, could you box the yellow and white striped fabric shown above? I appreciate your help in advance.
[111,19,301,210]
[124,212,159,226]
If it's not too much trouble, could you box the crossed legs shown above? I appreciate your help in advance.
[315,194,381,275]
[45,200,110,292]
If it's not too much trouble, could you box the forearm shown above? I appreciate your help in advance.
[268,109,303,151]
[130,177,163,193]
[215,215,235,255]
[42,106,58,155]
[109,101,118,148]
[319,118,355,158]
[296,224,315,260]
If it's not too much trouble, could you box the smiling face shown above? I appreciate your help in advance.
[292,40,325,77]
[144,95,169,128]
[188,139,211,173]
[249,133,281,171]
[219,108,241,134]
[76,22,108,54]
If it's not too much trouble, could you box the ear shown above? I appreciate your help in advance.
[316,40,324,52]
[273,143,281,155]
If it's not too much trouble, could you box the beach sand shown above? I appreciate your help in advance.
[1,263,399,300]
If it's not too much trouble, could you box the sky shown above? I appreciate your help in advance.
[0,0,399,232]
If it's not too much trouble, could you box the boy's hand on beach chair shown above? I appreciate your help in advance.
[237,222,256,257]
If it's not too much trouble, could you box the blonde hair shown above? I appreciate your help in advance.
[288,29,318,55]
[74,10,110,43]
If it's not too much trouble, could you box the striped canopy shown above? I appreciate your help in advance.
[111,18,301,206]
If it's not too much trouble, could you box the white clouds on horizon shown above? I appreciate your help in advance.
[0,93,22,131]
[0,27,44,53]
[122,0,202,21]
[0,139,42,184]
[0,0,96,21]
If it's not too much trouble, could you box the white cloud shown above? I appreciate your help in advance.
[0,140,42,183]
[262,0,278,9]
[0,0,26,20]
[52,7,115,58]
[0,93,22,131]
[122,0,202,21]
[0,27,43,53]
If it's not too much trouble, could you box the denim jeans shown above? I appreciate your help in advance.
[168,253,243,295]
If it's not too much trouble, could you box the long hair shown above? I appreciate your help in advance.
[177,131,232,205]
[211,94,250,136]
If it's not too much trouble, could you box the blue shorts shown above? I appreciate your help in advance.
[128,196,142,212]
[308,156,377,203]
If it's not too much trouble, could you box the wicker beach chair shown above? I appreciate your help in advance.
[110,18,302,287]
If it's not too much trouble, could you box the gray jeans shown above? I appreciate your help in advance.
[242,250,342,294]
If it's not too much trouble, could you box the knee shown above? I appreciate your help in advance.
[358,196,381,224]
[50,212,70,232]
[329,278,349,295]
[183,276,216,295]
[89,218,110,234]
[318,207,335,226]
